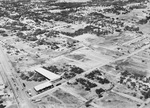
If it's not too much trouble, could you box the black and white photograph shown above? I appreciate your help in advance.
[0,0,150,108]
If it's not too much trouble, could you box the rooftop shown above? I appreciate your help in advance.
[34,67,61,81]
[34,81,53,91]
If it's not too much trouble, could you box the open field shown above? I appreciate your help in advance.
[93,91,141,108]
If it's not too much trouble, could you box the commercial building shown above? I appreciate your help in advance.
[34,67,61,81]
[34,81,54,93]
[34,67,62,93]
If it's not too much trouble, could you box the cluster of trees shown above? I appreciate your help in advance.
[33,29,47,36]
[95,88,105,98]
[20,71,46,82]
[61,25,99,37]
[60,12,124,37]
[138,16,150,24]
[92,0,148,7]
[89,12,109,19]
[17,31,38,41]
[141,89,150,99]
[103,5,129,15]
[36,39,60,50]
[43,64,84,79]
[52,2,84,9]
[46,30,59,38]
[85,70,110,84]
[62,65,84,79]
[119,69,150,99]
[70,65,84,74]
[124,26,139,32]
[43,65,61,74]
[75,78,97,91]
[63,72,76,79]
[0,29,8,37]
[0,8,9,17]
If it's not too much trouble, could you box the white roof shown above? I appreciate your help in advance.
[34,68,61,81]
[34,81,52,91]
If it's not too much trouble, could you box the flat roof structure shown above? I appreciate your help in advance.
[34,68,61,81]
[34,81,53,92]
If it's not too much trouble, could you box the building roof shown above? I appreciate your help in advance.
[34,68,61,81]
[34,81,52,91]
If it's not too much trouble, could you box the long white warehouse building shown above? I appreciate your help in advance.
[34,68,61,81]
[34,81,53,92]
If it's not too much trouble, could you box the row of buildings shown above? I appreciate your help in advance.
[33,67,62,93]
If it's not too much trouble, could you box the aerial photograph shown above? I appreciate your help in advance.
[0,0,150,108]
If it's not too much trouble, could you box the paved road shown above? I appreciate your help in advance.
[0,45,36,108]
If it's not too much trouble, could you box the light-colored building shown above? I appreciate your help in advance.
[34,81,53,92]
[34,67,61,81]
